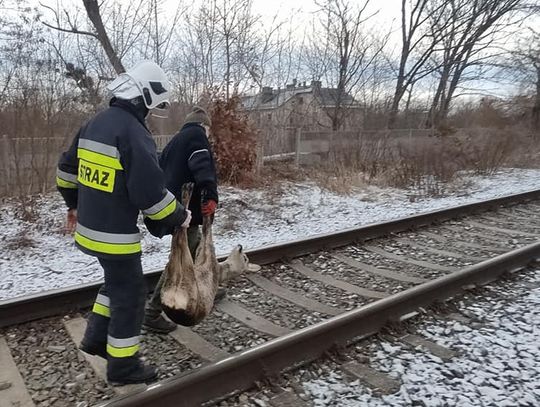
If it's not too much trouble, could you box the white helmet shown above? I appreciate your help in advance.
[107,60,171,109]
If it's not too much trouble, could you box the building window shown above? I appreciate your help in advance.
[267,113,272,120]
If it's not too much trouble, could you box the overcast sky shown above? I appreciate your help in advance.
[32,0,538,99]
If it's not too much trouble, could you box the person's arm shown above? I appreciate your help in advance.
[187,129,218,215]
[120,128,189,238]
[57,129,80,232]
[57,129,80,209]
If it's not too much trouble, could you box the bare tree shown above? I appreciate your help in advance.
[426,0,527,127]
[173,0,267,102]
[269,17,306,90]
[41,0,125,74]
[138,0,185,65]
[308,0,387,130]
[213,0,260,99]
[508,28,540,130]
[40,0,191,86]
[171,3,220,103]
[81,0,125,73]
[239,14,285,92]
[0,1,87,203]
[387,0,450,128]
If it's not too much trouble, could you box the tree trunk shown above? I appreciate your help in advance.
[534,64,540,132]
[438,67,462,125]
[225,41,230,100]
[82,0,125,74]
[388,77,406,128]
[388,0,408,129]
[426,68,448,128]
[332,86,345,131]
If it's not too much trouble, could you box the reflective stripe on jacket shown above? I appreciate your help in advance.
[57,98,186,258]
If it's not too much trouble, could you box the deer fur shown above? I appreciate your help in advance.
[160,184,260,326]
[218,244,261,283]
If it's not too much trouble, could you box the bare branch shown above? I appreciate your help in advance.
[41,20,98,39]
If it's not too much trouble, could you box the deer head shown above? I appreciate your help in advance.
[218,244,261,283]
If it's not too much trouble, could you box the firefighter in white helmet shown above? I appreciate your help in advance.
[56,60,191,385]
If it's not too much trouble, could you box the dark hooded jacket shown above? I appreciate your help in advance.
[56,98,187,258]
[158,122,218,226]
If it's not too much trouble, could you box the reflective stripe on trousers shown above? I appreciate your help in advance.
[92,293,111,317]
[107,335,140,358]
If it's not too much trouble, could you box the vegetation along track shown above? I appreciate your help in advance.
[0,190,539,407]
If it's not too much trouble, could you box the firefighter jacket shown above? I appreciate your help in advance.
[56,98,187,259]
[158,122,218,227]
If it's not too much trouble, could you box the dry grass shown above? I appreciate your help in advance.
[310,166,370,195]
[452,129,519,175]
[4,231,36,250]
[220,161,308,190]
[299,127,535,197]
[13,195,39,222]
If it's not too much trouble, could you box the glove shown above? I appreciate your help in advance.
[201,199,217,217]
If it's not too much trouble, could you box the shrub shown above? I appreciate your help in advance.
[208,96,258,185]
[453,129,517,176]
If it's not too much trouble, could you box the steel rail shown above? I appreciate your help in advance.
[99,242,540,407]
[0,189,539,328]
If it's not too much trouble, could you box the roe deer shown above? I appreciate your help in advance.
[160,183,260,326]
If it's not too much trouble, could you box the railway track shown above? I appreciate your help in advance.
[0,190,539,407]
[217,268,540,406]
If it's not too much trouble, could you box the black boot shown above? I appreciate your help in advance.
[81,296,110,360]
[143,311,177,334]
[107,356,158,386]
[80,340,107,359]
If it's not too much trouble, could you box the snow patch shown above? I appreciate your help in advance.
[1,168,539,300]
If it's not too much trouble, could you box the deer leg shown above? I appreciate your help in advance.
[187,225,201,259]
[181,182,194,207]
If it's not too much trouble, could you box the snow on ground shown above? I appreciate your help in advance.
[303,268,540,406]
[0,168,539,300]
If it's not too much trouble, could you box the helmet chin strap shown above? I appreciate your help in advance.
[126,96,149,120]
[149,109,169,119]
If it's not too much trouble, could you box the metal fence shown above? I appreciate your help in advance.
[0,134,179,197]
[0,128,464,197]
[265,128,440,166]
[0,135,70,197]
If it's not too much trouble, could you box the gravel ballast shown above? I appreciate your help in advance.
[301,268,540,406]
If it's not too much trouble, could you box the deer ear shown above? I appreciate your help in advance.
[248,263,261,272]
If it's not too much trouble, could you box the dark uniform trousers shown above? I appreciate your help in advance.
[83,255,147,377]
[146,225,201,315]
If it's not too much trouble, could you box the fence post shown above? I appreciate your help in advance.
[295,127,301,167]
[1,135,10,194]
[255,140,264,174]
